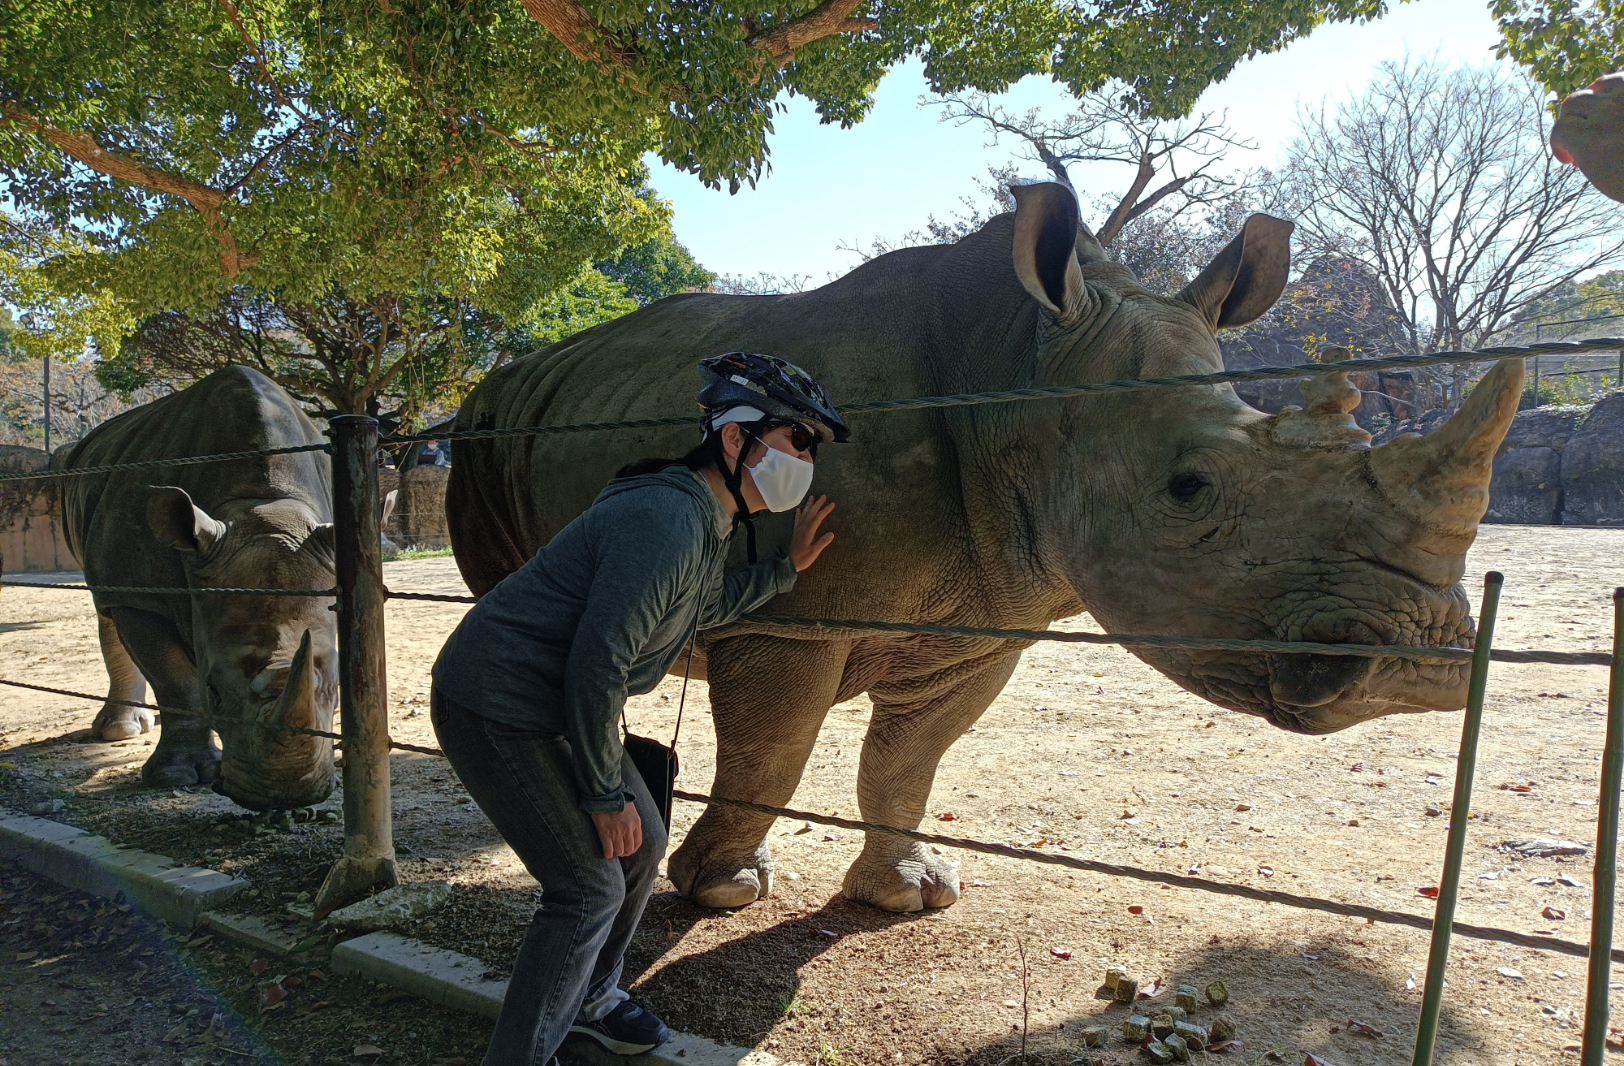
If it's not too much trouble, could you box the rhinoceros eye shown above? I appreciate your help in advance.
[1168,472,1209,503]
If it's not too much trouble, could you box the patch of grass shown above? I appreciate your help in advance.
[383,544,454,561]
[815,1041,856,1066]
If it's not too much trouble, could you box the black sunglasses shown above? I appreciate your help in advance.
[765,420,820,455]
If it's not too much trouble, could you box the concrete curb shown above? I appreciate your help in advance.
[0,809,247,927]
[0,807,789,1066]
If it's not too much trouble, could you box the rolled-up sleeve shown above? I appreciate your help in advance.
[700,551,798,629]
[563,513,703,812]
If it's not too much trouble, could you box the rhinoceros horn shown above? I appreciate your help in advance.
[275,629,318,731]
[1369,357,1525,556]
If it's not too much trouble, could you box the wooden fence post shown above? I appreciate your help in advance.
[315,415,398,914]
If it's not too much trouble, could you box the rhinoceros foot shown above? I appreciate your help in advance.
[667,840,773,909]
[141,734,222,789]
[842,841,960,913]
[91,703,154,742]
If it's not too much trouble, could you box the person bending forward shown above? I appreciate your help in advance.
[431,353,849,1066]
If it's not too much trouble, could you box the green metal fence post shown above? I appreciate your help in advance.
[1582,588,1624,1065]
[1412,571,1504,1066]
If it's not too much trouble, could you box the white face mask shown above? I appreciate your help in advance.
[746,441,815,512]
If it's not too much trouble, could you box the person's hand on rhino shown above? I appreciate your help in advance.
[1552,72,1624,203]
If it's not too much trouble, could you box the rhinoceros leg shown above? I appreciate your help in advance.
[89,612,153,741]
[844,650,1021,913]
[667,636,851,909]
[104,607,221,788]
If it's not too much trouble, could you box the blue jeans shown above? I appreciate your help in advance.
[431,689,668,1066]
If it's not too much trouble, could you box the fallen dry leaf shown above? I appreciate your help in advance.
[1404,974,1418,993]
[1544,906,1567,920]
[1258,866,1274,878]
[1127,905,1145,915]
[1304,1054,1340,1066]
[354,1044,384,1058]
[259,984,288,1011]
[1559,874,1585,888]
[248,957,270,976]
[935,812,956,821]
[1208,1039,1241,1052]
[378,990,415,1004]
[307,1000,337,1014]
[1347,1019,1384,1038]
[13,951,37,962]
[1418,886,1440,898]
[1049,947,1072,959]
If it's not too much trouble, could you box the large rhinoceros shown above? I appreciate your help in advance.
[58,365,339,811]
[447,182,1522,913]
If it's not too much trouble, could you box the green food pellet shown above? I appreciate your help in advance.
[1206,980,1229,1008]
[1151,1013,1176,1040]
[1165,1005,1187,1022]
[1146,1041,1175,1064]
[1105,965,1128,990]
[1164,1033,1191,1062]
[1175,984,1199,1011]
[1113,976,1139,1003]
[1210,1016,1238,1042]
[1079,1026,1106,1048]
[1121,1015,1152,1042]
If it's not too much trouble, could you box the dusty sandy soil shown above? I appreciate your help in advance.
[2,525,1622,1066]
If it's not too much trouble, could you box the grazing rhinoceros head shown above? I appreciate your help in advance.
[1005,183,1521,734]
[148,486,339,809]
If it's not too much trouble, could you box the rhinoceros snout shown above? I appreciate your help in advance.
[1267,652,1371,710]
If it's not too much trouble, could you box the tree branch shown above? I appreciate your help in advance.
[1095,153,1156,246]
[2,105,257,278]
[517,0,636,69]
[749,0,878,67]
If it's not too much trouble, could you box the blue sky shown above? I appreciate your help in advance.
[647,0,1509,281]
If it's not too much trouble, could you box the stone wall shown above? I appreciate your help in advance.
[1375,393,1624,525]
[0,446,75,572]
[380,464,450,550]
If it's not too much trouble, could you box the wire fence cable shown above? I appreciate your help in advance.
[0,442,330,485]
[2,673,1613,965]
[376,338,1624,445]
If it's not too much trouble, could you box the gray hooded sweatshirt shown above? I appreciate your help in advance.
[432,466,797,812]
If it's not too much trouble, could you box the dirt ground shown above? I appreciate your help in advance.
[3,524,1623,1066]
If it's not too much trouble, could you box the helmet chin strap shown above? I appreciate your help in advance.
[720,421,766,563]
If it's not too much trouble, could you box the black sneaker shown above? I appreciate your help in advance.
[567,1000,671,1055]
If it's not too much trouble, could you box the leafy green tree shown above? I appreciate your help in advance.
[597,234,715,307]
[1495,0,1622,95]
[0,218,133,365]
[1,0,1393,292]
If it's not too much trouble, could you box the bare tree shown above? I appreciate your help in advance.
[931,89,1255,245]
[1279,56,1624,399]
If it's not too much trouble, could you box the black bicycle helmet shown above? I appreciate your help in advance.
[697,352,850,445]
[696,352,848,564]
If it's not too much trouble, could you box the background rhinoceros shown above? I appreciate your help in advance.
[58,365,339,811]
[446,182,1522,913]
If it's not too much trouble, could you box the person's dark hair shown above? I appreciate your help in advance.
[614,435,723,480]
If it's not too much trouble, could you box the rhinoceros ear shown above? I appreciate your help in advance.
[299,523,337,572]
[1011,182,1091,322]
[1176,213,1294,330]
[147,487,226,555]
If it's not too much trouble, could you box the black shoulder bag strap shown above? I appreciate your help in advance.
[621,611,699,832]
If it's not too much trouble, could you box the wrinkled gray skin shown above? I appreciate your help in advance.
[448,183,1523,913]
[59,366,339,811]
[1552,72,1624,203]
